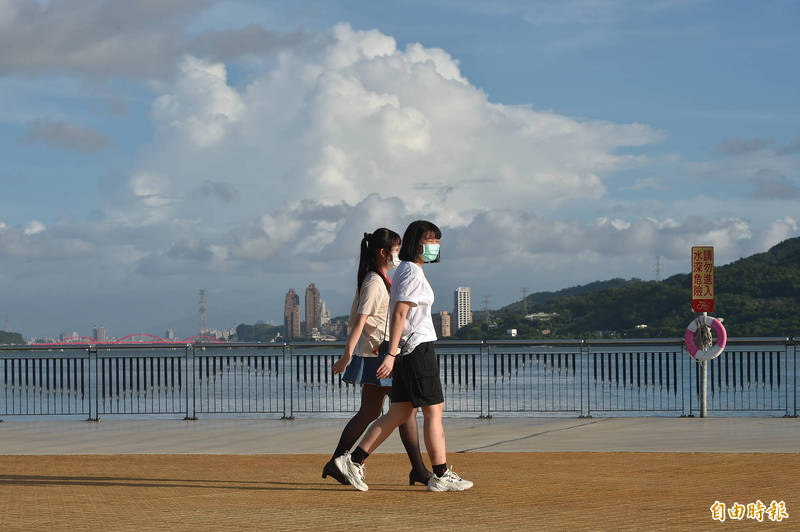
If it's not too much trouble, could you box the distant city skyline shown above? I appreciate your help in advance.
[1,1,798,337]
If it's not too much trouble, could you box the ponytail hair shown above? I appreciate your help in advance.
[357,228,401,292]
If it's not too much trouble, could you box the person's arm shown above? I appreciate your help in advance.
[375,301,412,379]
[333,313,369,374]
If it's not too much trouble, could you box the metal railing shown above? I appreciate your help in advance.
[586,339,686,416]
[1,345,91,416]
[95,345,189,417]
[1,338,797,419]
[690,338,793,415]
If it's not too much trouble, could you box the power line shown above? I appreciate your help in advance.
[521,287,529,316]
[482,295,491,322]
[199,289,207,336]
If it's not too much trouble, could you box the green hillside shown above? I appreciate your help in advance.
[0,330,25,345]
[456,237,800,339]
[236,322,283,342]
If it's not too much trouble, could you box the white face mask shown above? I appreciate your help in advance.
[390,252,401,268]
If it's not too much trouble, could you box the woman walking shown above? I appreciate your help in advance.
[322,228,432,486]
[334,220,473,492]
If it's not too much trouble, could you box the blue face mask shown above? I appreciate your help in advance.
[421,243,440,262]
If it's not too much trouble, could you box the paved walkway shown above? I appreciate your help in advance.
[1,416,798,453]
[1,453,798,530]
[1,417,798,530]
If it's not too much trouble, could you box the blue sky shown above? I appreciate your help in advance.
[1,0,798,338]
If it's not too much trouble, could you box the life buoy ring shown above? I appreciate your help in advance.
[685,316,727,360]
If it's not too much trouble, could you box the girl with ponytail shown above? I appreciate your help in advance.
[334,221,473,492]
[322,228,432,486]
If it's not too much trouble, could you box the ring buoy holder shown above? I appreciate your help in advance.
[685,315,727,360]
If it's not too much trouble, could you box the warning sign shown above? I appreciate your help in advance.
[691,246,714,313]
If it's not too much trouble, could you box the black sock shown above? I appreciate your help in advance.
[433,463,447,477]
[351,447,370,464]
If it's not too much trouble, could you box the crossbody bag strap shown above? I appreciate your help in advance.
[382,298,390,342]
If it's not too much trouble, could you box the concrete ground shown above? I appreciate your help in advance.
[1,416,798,453]
[1,417,798,530]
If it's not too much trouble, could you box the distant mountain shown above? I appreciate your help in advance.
[0,330,25,345]
[499,278,634,314]
[457,237,800,339]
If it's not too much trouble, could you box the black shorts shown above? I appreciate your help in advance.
[390,342,444,407]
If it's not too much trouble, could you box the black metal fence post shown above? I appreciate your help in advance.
[87,345,99,421]
[784,339,791,418]
[282,343,294,420]
[479,341,486,418]
[687,343,694,417]
[793,337,798,418]
[183,343,197,420]
[580,342,589,418]
[281,344,287,419]
[681,342,692,417]
[482,341,492,419]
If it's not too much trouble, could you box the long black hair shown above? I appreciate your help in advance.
[358,228,401,291]
[399,220,441,263]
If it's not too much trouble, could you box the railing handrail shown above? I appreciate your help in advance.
[2,336,797,353]
[0,344,91,352]
[721,337,791,345]
[192,342,287,349]
[585,338,680,346]
[95,343,191,350]
[485,339,584,347]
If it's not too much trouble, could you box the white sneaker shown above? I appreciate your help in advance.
[427,466,473,492]
[333,453,369,492]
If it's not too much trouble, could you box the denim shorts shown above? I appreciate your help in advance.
[342,355,392,387]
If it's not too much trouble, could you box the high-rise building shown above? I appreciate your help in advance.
[454,286,472,331]
[433,311,451,337]
[320,300,331,326]
[93,325,108,342]
[305,283,321,335]
[284,289,301,340]
[165,329,176,341]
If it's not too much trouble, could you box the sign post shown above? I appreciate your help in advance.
[691,246,714,417]
[700,327,707,418]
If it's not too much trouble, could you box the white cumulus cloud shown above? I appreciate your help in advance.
[151,56,244,147]
[23,220,46,235]
[130,23,662,226]
[763,216,799,248]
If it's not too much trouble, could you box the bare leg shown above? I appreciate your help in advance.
[422,402,446,465]
[360,401,414,454]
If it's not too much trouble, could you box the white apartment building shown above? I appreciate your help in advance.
[454,286,472,331]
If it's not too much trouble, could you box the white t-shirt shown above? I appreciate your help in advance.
[390,261,437,353]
